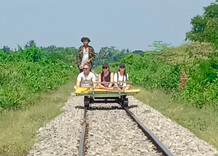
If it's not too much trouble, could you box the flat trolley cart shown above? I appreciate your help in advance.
[75,87,140,108]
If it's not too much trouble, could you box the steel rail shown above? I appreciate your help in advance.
[78,107,87,156]
[124,107,174,156]
[78,103,173,156]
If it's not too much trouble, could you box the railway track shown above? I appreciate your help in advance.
[78,107,88,155]
[78,103,173,156]
[28,95,218,155]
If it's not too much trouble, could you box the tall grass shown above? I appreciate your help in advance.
[133,86,218,149]
[0,77,77,156]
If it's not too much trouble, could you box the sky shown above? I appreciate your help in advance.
[0,0,215,52]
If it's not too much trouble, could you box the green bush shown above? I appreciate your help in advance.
[0,47,77,110]
[121,54,180,89]
[116,51,217,108]
[179,59,218,108]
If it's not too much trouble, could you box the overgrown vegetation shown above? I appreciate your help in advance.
[122,54,180,89]
[0,43,78,155]
[151,41,218,108]
[0,1,217,154]
[119,43,217,108]
[95,41,217,108]
[0,46,77,111]
[0,77,77,156]
[186,0,218,49]
[133,86,218,149]
[93,46,132,67]
[178,57,218,107]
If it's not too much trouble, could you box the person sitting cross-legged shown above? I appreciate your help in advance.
[114,63,130,91]
[98,63,114,89]
[74,63,96,90]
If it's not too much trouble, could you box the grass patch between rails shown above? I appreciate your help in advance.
[133,85,218,149]
[0,76,76,156]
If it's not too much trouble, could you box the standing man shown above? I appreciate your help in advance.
[76,37,95,72]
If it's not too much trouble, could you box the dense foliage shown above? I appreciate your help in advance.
[94,41,217,108]
[93,47,131,67]
[120,42,217,108]
[179,58,218,107]
[41,45,77,64]
[149,42,218,107]
[186,1,218,48]
[121,54,180,89]
[95,54,180,90]
[0,46,77,111]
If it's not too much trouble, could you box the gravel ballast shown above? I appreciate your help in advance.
[28,94,83,156]
[86,103,162,156]
[127,96,218,156]
[28,94,218,156]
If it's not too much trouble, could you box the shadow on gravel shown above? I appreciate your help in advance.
[75,105,138,111]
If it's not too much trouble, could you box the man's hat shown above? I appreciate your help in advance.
[81,37,91,42]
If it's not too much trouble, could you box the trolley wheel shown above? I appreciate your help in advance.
[122,98,128,107]
[84,96,90,108]
[89,97,94,104]
[117,98,122,105]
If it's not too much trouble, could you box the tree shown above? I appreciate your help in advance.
[132,50,144,56]
[186,1,218,48]
[25,40,37,49]
[2,46,10,54]
[93,47,132,67]
[149,41,171,51]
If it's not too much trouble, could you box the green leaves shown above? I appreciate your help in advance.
[0,47,76,110]
[186,2,218,49]
[180,59,218,108]
[93,47,131,67]
[25,46,42,62]
[120,51,217,108]
[121,54,180,89]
